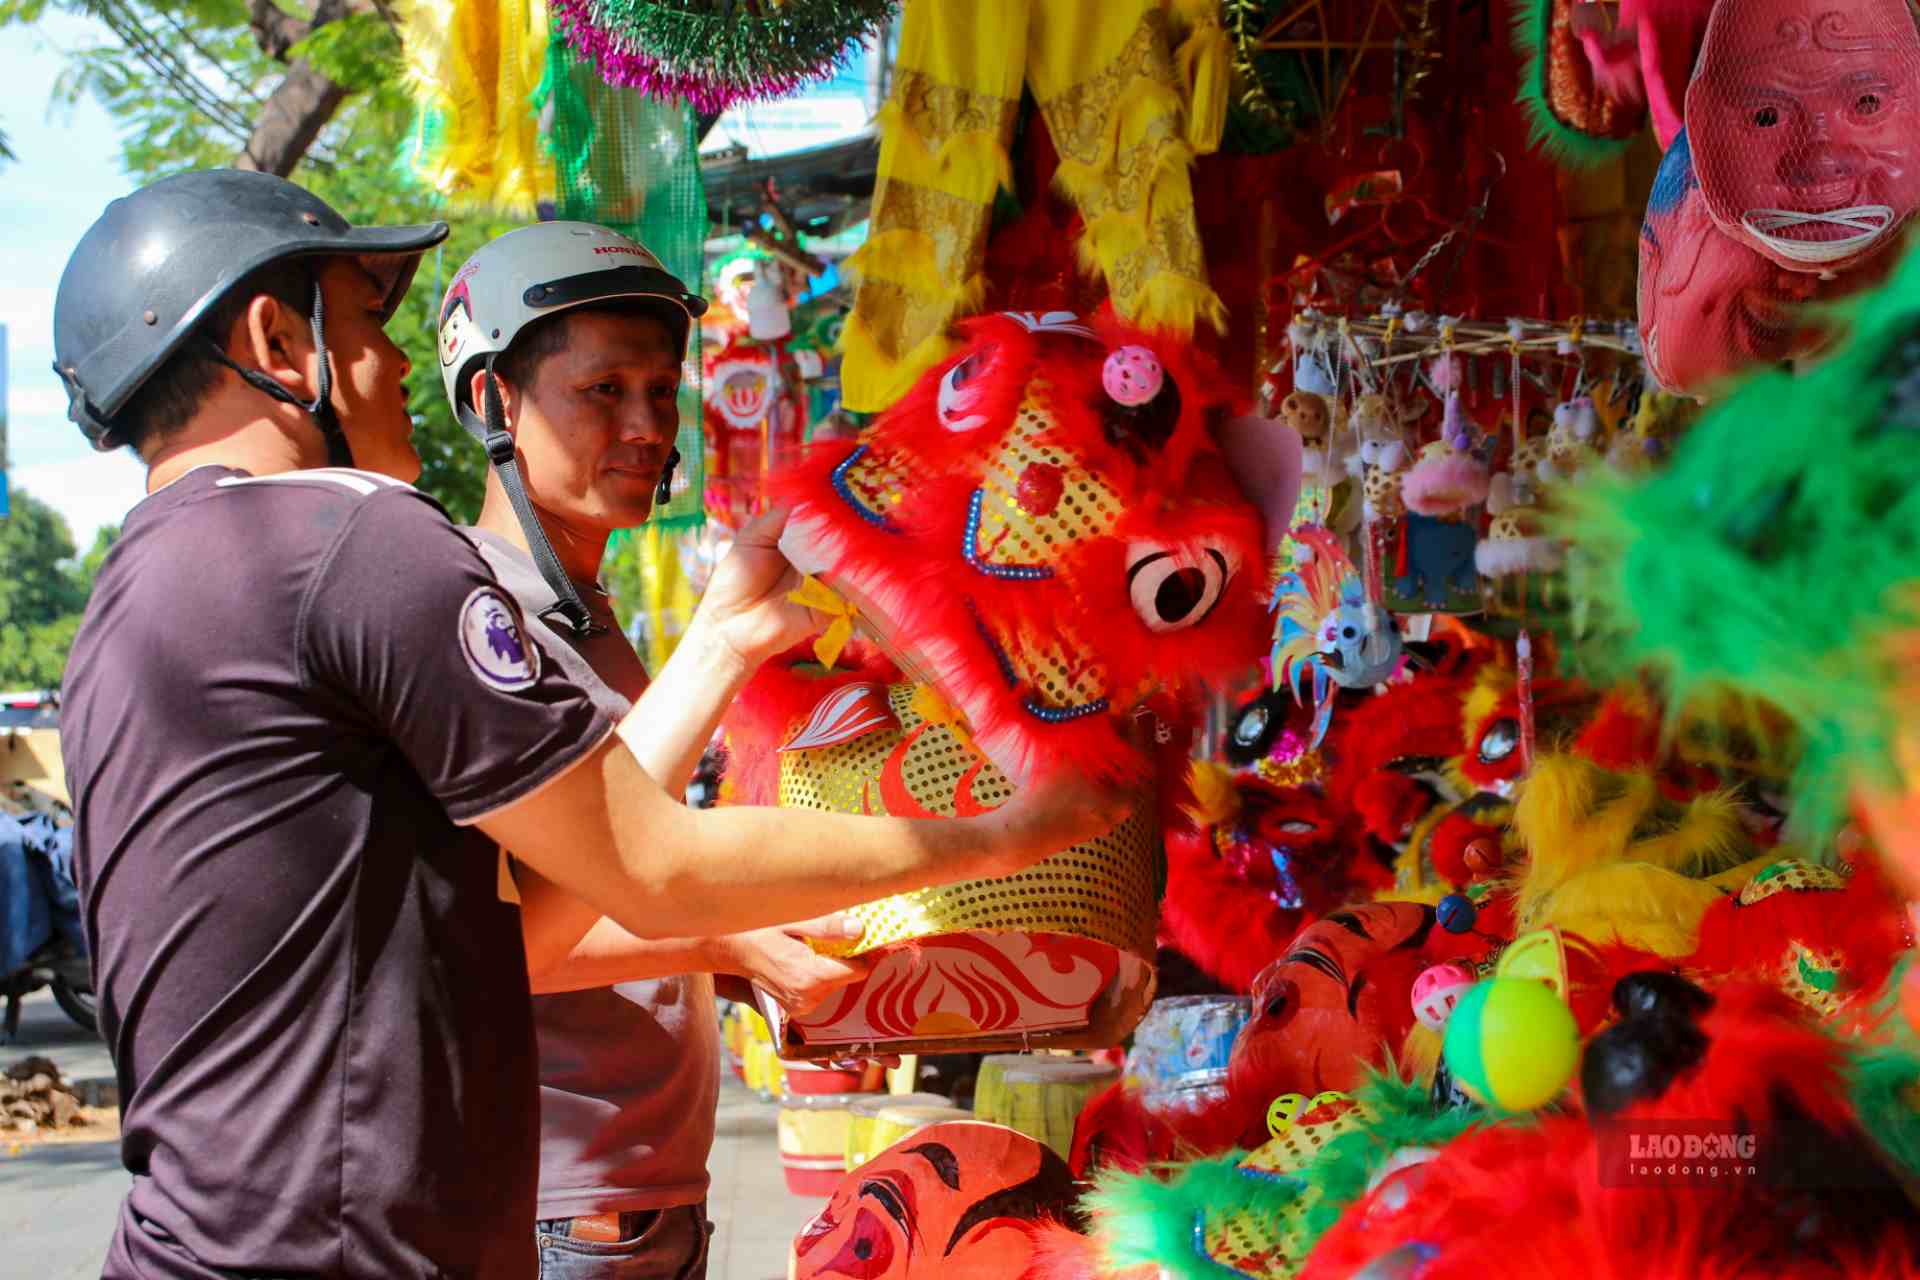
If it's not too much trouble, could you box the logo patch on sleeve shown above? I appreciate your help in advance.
[459,586,540,691]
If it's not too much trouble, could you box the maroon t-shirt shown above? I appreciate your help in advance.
[62,466,613,1279]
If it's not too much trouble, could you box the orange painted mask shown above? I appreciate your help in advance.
[792,1121,1083,1278]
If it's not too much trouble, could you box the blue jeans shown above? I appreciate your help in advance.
[534,1204,711,1280]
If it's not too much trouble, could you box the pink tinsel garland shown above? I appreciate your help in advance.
[551,0,816,114]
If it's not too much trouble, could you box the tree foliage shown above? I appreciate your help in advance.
[3,0,497,519]
[0,490,112,689]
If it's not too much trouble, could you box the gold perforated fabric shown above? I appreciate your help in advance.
[1200,1099,1378,1277]
[778,683,1159,957]
[977,384,1125,562]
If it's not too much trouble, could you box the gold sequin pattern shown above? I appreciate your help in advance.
[975,387,1124,565]
[968,389,1125,710]
[779,683,1160,959]
[1737,860,1850,907]
[1006,621,1114,715]
[842,443,914,520]
[1779,942,1849,1020]
[1201,1101,1377,1276]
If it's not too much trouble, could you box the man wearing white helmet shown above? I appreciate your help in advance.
[54,171,1120,1280]
[440,222,864,1277]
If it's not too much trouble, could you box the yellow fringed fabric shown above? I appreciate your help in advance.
[397,0,554,215]
[841,0,1223,414]
[1168,0,1230,155]
[636,524,696,672]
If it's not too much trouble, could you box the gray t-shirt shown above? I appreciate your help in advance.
[468,528,719,1216]
[65,467,612,1279]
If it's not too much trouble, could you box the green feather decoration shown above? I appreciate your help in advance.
[1083,1154,1301,1280]
[1080,1074,1506,1277]
[1849,1043,1920,1182]
[1509,0,1637,168]
[1558,234,1920,843]
[1847,954,1920,1180]
[1298,1072,1497,1240]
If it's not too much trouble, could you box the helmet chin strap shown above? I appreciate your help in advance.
[462,353,603,638]
[205,275,355,468]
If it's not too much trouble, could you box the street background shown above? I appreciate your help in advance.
[1,990,817,1280]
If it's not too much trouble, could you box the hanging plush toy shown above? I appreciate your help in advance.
[725,310,1290,1058]
[1270,525,1403,746]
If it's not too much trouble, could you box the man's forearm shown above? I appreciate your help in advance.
[477,729,1115,943]
[621,619,751,798]
[528,914,723,994]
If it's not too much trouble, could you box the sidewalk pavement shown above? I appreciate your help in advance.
[0,990,823,1280]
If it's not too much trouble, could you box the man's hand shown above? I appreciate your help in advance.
[691,506,829,673]
[713,912,874,1016]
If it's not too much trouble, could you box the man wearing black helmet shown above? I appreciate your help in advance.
[54,171,1119,1280]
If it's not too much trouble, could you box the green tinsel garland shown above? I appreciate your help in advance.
[580,0,895,81]
[1558,234,1920,841]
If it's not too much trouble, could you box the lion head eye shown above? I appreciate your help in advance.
[1478,718,1519,764]
[937,349,993,431]
[1125,543,1235,632]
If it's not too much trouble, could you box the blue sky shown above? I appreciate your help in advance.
[3,11,146,548]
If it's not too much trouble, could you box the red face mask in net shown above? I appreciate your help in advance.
[1638,131,1842,395]
[1686,0,1920,276]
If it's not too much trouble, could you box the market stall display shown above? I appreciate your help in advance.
[386,0,1920,1269]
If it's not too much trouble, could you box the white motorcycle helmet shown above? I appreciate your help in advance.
[438,222,707,635]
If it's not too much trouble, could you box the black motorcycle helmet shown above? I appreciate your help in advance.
[53,169,448,464]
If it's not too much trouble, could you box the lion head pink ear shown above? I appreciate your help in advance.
[1103,345,1165,406]
[1218,413,1303,564]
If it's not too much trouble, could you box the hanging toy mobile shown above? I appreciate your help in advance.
[1270,524,1404,748]
[551,0,898,113]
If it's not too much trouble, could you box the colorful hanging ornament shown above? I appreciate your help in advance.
[550,0,897,114]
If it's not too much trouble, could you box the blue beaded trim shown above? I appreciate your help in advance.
[831,446,899,531]
[962,488,1054,580]
[1021,695,1110,723]
[966,599,1020,689]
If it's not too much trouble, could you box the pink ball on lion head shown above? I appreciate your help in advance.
[1103,345,1165,406]
[1411,962,1477,1031]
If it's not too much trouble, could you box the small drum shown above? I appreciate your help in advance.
[870,1104,973,1152]
[844,1092,955,1170]
[972,1053,1078,1123]
[778,1092,864,1196]
[784,1059,886,1096]
[1124,995,1252,1114]
[988,1060,1119,1160]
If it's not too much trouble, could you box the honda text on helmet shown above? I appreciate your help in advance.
[438,222,707,635]
[52,169,447,467]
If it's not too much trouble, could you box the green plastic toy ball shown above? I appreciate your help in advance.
[1442,977,1580,1111]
